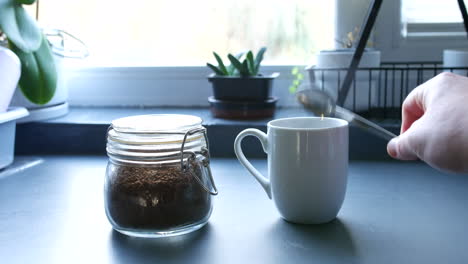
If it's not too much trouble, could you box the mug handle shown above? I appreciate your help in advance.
[234,129,272,199]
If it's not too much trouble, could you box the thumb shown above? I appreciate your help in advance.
[387,132,420,160]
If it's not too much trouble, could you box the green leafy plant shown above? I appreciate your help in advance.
[0,0,57,105]
[336,27,373,49]
[288,66,304,94]
[207,47,267,77]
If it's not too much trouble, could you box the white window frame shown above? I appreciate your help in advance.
[375,0,468,62]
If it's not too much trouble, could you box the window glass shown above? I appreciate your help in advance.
[34,0,335,66]
[402,0,464,23]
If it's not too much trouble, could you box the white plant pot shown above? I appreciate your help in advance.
[0,46,21,113]
[443,49,468,76]
[0,107,28,169]
[10,55,69,123]
[309,49,381,111]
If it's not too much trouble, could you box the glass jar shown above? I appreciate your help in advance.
[104,114,218,238]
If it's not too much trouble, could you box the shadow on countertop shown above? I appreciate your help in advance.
[264,218,358,264]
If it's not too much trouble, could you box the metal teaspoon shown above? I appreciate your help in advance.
[296,88,397,141]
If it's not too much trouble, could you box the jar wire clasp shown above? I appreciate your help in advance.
[180,128,218,195]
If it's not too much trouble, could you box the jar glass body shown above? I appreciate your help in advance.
[104,114,215,238]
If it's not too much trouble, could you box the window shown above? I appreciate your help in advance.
[402,0,467,38]
[402,0,464,23]
[33,0,334,66]
[23,1,336,107]
[375,0,468,62]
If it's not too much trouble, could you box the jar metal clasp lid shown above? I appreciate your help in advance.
[180,128,218,195]
[107,123,218,196]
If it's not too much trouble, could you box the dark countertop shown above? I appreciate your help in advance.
[2,156,468,263]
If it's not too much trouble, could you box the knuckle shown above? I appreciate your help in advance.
[436,71,456,79]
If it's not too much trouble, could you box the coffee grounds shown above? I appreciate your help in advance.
[106,163,211,230]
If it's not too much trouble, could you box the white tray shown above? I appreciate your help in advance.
[0,107,28,169]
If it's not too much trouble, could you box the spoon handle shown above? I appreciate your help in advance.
[335,106,398,141]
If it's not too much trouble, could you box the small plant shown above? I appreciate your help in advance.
[336,27,373,49]
[207,47,267,77]
[288,66,304,94]
[0,0,57,105]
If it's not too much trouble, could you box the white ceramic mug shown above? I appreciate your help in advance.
[234,117,349,224]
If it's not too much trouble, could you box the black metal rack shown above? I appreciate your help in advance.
[311,62,468,120]
[337,0,468,121]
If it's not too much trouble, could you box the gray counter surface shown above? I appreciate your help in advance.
[1,156,468,263]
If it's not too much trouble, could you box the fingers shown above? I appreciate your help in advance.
[387,133,419,160]
[400,85,425,134]
[387,85,425,160]
[388,76,430,160]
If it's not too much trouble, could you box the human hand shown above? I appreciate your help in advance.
[387,72,468,173]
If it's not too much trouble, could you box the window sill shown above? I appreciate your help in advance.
[15,106,400,159]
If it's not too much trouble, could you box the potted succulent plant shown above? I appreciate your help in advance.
[206,47,279,119]
[0,0,87,122]
[0,0,57,104]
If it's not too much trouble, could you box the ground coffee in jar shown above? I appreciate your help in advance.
[104,114,217,238]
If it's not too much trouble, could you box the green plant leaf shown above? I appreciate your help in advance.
[254,47,267,74]
[289,85,297,94]
[241,59,250,77]
[0,1,42,52]
[16,0,36,4]
[213,52,228,75]
[227,51,244,75]
[207,62,225,76]
[10,33,57,105]
[291,67,299,75]
[228,53,246,76]
[227,66,235,76]
[246,51,255,75]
